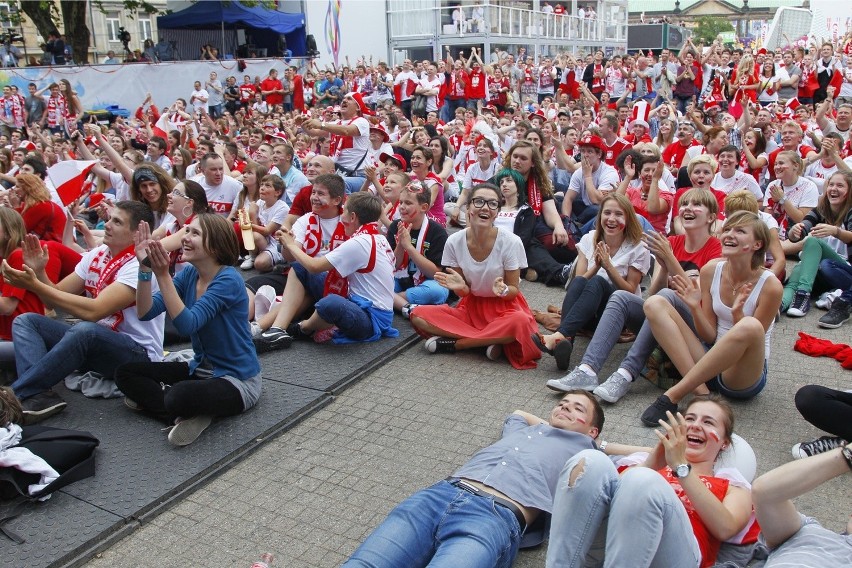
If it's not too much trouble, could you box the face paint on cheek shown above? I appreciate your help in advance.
[575,417,586,424]
[708,430,721,442]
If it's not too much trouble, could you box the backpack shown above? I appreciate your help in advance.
[0,417,99,543]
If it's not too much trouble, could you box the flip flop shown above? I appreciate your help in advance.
[531,333,555,356]
[554,339,573,371]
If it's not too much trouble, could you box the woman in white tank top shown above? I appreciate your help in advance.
[640,211,783,426]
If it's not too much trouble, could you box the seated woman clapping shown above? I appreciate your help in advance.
[116,214,262,447]
[640,211,782,427]
[410,183,541,369]
[534,193,651,371]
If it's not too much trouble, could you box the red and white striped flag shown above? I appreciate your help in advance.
[48,160,97,206]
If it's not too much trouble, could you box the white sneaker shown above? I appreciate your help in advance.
[816,289,843,310]
[240,256,255,270]
[168,415,213,446]
[249,321,263,338]
[254,285,277,320]
[546,367,598,392]
[486,344,503,361]
[593,371,632,403]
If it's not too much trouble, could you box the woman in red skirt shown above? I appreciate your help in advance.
[410,183,541,369]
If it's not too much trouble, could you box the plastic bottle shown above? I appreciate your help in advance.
[250,552,274,568]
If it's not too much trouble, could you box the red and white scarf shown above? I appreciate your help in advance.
[527,175,543,216]
[324,222,381,298]
[304,213,346,257]
[84,245,136,331]
[394,220,429,286]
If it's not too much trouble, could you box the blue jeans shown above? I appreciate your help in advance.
[818,258,852,292]
[581,289,693,380]
[395,278,449,306]
[344,174,366,194]
[314,294,375,341]
[343,480,521,568]
[11,314,151,400]
[546,450,700,568]
[558,275,614,338]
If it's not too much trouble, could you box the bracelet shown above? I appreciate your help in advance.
[599,440,608,452]
[498,284,510,297]
[138,270,153,282]
[842,442,852,472]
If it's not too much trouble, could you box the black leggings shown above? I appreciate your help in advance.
[115,361,244,424]
[794,384,852,440]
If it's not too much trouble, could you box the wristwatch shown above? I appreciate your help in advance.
[674,463,691,478]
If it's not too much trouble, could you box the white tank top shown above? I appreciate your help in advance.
[710,261,774,358]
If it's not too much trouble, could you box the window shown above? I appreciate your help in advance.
[138,18,152,42]
[0,3,12,30]
[106,12,121,42]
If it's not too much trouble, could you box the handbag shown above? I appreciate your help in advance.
[412,94,428,115]
[640,347,683,391]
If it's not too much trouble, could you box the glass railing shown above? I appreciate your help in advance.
[387,3,617,43]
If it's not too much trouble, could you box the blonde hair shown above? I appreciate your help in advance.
[724,190,760,215]
[687,154,718,176]
[776,150,804,175]
[678,187,719,216]
[722,210,770,270]
[0,207,26,259]
[15,173,51,210]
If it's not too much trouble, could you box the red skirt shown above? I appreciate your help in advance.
[413,293,541,369]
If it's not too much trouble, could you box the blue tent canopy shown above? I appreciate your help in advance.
[157,1,306,59]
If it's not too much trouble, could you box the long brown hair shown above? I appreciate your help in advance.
[594,193,643,245]
[0,207,26,259]
[130,163,173,214]
[502,140,553,199]
[815,171,852,226]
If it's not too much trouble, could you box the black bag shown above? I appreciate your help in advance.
[0,425,100,543]
[411,94,428,115]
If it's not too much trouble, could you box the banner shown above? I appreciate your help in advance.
[0,58,299,114]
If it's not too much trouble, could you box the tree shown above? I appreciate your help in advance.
[15,0,161,64]
[691,15,735,45]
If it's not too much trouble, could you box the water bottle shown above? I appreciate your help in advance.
[250,552,274,568]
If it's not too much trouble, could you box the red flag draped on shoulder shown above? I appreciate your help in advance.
[48,160,97,206]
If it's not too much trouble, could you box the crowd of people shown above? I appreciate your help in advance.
[0,29,850,566]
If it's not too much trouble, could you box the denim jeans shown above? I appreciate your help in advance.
[818,258,852,293]
[558,275,614,337]
[546,450,701,568]
[395,278,449,306]
[314,295,375,341]
[782,237,849,309]
[11,314,151,400]
[343,480,521,568]
[581,289,693,379]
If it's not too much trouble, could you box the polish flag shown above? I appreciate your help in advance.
[48,160,97,206]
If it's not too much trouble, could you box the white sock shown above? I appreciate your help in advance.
[616,368,633,382]
[578,364,597,377]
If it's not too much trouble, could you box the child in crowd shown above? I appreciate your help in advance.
[241,175,288,272]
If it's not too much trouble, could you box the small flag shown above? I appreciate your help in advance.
[48,160,97,206]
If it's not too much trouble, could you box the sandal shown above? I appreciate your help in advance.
[531,333,558,356]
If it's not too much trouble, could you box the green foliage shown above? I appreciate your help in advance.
[692,16,735,45]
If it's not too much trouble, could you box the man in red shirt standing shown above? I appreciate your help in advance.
[465,47,487,113]
[239,75,257,110]
[598,114,632,166]
[442,47,468,123]
[260,69,284,109]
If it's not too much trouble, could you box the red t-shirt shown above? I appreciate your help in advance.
[239,83,257,104]
[662,140,699,170]
[289,185,314,218]
[466,68,487,100]
[602,137,632,166]
[669,234,722,269]
[260,78,284,106]
[0,243,63,340]
[766,145,815,181]
[20,201,66,243]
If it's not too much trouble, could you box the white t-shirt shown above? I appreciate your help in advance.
[394,70,419,101]
[74,245,164,362]
[108,170,130,202]
[463,160,499,190]
[257,199,289,249]
[577,230,651,294]
[192,174,242,216]
[325,232,395,311]
[494,208,520,233]
[292,213,342,255]
[568,162,621,206]
[441,228,527,296]
[804,160,838,194]
[713,170,763,200]
[418,75,443,112]
[333,116,371,172]
[190,88,209,114]
[762,177,819,209]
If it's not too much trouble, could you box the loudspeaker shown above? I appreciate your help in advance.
[626,24,687,51]
[278,35,287,56]
[306,34,319,57]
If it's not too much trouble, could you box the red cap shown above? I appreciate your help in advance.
[345,92,374,116]
[379,152,407,171]
[369,123,390,142]
[578,134,605,152]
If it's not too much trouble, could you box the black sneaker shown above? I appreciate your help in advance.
[286,321,313,341]
[819,298,852,329]
[253,327,293,353]
[21,390,67,424]
[791,435,844,459]
[786,290,811,317]
[640,394,678,427]
[424,336,457,353]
